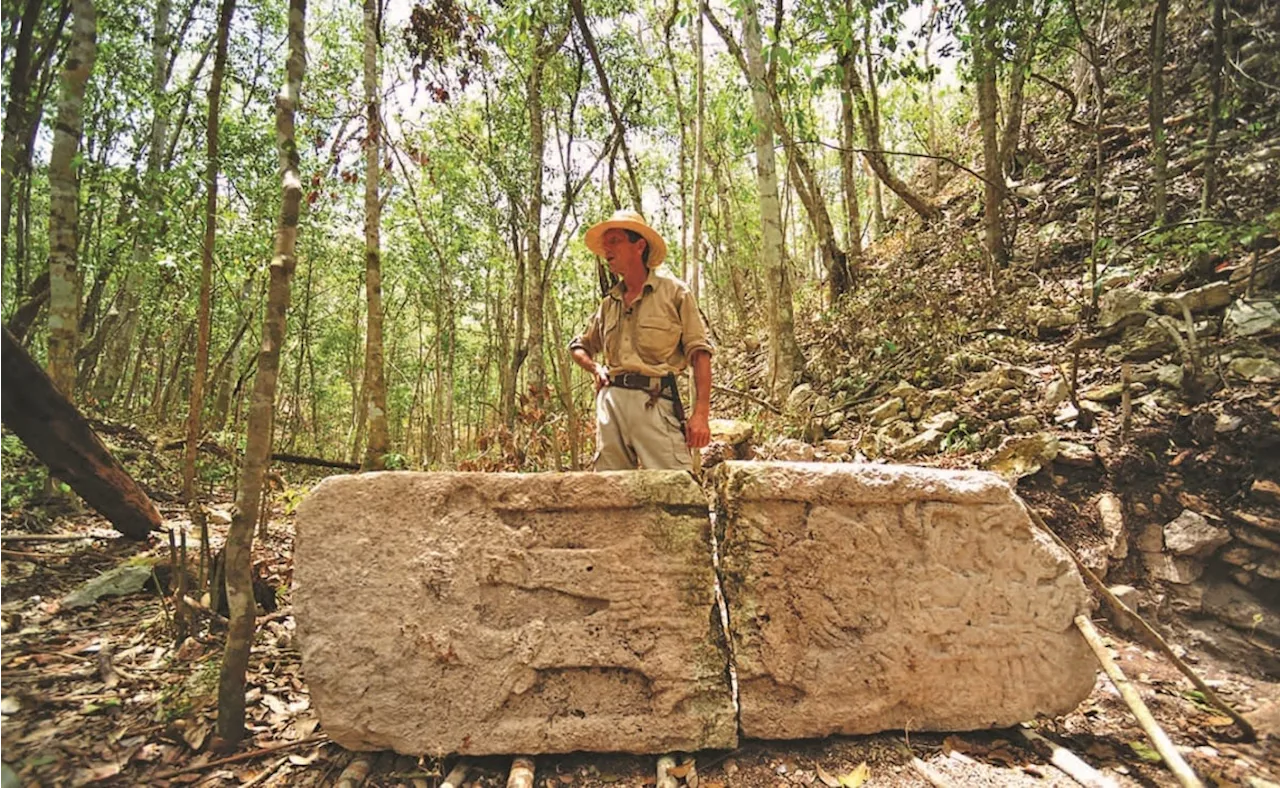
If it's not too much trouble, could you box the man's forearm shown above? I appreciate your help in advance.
[571,347,600,375]
[691,350,711,414]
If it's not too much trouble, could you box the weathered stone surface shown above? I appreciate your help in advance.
[1157,282,1232,316]
[1164,509,1231,557]
[714,462,1094,739]
[1224,299,1280,337]
[295,471,736,755]
[1144,551,1205,584]
[868,397,904,425]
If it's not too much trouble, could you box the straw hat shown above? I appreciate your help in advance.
[583,209,668,268]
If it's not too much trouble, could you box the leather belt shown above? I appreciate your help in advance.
[610,372,671,398]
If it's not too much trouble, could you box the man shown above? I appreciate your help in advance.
[569,210,712,471]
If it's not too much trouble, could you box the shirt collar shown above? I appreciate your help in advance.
[608,268,661,301]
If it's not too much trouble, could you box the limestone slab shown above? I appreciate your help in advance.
[714,461,1095,739]
[294,471,736,755]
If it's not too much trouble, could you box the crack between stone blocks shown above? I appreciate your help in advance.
[707,505,742,729]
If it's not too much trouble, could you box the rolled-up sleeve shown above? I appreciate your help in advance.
[569,304,604,357]
[678,288,713,359]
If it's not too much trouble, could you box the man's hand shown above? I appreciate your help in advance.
[685,408,711,449]
[592,364,610,392]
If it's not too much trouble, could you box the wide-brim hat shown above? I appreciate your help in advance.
[584,209,668,268]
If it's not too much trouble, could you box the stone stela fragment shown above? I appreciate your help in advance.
[714,461,1096,739]
[294,463,1097,755]
[293,471,737,755]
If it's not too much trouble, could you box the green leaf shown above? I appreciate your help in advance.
[1128,741,1162,763]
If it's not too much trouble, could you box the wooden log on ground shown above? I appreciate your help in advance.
[335,754,373,788]
[1074,615,1204,788]
[1,328,161,539]
[507,756,535,788]
[440,761,469,788]
[656,755,679,788]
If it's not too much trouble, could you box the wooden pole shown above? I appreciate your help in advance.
[1074,615,1204,788]
[2,328,162,539]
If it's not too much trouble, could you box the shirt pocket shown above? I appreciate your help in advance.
[636,315,681,365]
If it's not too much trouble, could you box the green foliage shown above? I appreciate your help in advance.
[1,434,47,513]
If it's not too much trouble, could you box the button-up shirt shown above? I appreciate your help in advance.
[569,267,714,377]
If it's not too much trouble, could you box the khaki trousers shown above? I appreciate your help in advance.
[593,386,692,471]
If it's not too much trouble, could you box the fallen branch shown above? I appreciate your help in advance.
[239,755,290,788]
[711,384,780,414]
[1075,615,1204,788]
[0,533,109,542]
[1019,727,1119,788]
[150,734,329,780]
[0,549,73,560]
[1022,504,1256,740]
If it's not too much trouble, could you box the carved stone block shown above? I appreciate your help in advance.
[715,461,1095,739]
[294,471,736,755]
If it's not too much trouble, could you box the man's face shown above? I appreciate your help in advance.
[600,228,646,275]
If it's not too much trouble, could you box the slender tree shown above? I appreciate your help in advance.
[361,0,390,470]
[46,0,97,397]
[1201,0,1226,215]
[970,0,1007,269]
[184,0,237,502]
[1149,0,1169,225]
[739,0,802,397]
[216,0,307,747]
[690,0,706,301]
[0,0,40,310]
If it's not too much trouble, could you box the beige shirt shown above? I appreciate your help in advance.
[570,268,713,377]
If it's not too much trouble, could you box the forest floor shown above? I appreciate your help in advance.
[1,482,1277,788]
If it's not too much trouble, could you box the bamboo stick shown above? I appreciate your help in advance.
[1075,615,1203,788]
[1020,727,1119,788]
[1023,503,1256,740]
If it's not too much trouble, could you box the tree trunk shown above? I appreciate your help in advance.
[662,0,689,278]
[839,39,863,282]
[184,0,236,501]
[740,0,802,398]
[846,28,939,223]
[691,0,706,300]
[2,0,43,279]
[5,271,50,343]
[2,329,161,539]
[216,0,306,747]
[360,0,389,471]
[568,0,641,212]
[1148,0,1169,226]
[46,0,97,399]
[999,0,1047,179]
[1200,0,1225,216]
[704,5,850,302]
[972,1,1007,269]
[522,22,564,400]
[924,1,940,194]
